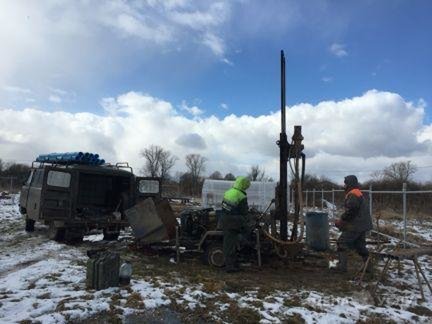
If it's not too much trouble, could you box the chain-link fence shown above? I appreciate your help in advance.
[301,184,432,245]
[0,177,17,193]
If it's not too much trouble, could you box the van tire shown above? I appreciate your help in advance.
[48,222,65,242]
[103,229,120,241]
[25,218,35,232]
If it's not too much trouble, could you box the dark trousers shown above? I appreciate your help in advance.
[221,214,246,269]
[337,231,369,258]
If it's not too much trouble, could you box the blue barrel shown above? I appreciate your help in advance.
[305,212,329,251]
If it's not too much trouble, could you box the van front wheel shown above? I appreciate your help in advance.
[25,218,35,232]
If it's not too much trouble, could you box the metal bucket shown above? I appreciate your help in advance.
[305,212,329,251]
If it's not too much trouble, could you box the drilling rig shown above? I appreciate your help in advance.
[263,50,306,256]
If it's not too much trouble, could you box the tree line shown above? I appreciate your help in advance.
[0,159,31,191]
[140,145,274,197]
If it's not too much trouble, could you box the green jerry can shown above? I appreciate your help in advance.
[86,250,120,290]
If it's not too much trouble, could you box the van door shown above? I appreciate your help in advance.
[26,169,45,220]
[19,170,34,213]
[40,167,73,221]
[135,177,161,202]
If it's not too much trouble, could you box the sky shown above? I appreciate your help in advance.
[0,0,432,183]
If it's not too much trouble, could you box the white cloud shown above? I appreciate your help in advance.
[329,43,348,57]
[48,87,68,96]
[1,90,431,182]
[180,100,204,116]
[220,103,229,110]
[48,95,62,104]
[321,77,333,83]
[2,85,32,94]
[0,1,232,94]
[202,32,225,57]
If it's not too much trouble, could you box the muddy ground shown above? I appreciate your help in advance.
[1,195,432,323]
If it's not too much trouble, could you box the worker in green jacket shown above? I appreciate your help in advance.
[221,176,251,273]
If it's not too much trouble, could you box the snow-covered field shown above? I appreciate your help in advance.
[0,195,431,323]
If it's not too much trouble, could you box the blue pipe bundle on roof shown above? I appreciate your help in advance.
[36,152,105,166]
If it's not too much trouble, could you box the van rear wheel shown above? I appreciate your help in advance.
[103,228,120,241]
[48,222,65,242]
[25,218,35,232]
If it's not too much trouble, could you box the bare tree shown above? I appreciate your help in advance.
[248,165,266,181]
[369,170,384,182]
[383,161,417,184]
[159,150,178,181]
[0,159,3,173]
[185,154,207,195]
[140,145,177,182]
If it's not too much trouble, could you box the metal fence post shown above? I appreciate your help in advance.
[312,188,316,209]
[321,188,324,210]
[403,182,407,244]
[369,184,373,220]
[332,188,335,208]
[305,189,308,209]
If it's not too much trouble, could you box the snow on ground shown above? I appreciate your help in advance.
[0,196,206,323]
[0,195,431,323]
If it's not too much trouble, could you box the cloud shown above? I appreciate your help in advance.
[2,85,32,94]
[48,95,62,104]
[1,90,431,182]
[321,77,333,83]
[220,103,229,110]
[175,133,207,150]
[0,1,232,94]
[202,32,225,57]
[329,43,348,57]
[180,100,204,116]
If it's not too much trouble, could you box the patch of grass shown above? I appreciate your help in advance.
[283,313,305,324]
[81,294,94,301]
[224,279,246,293]
[27,282,36,289]
[407,305,432,317]
[55,297,76,312]
[36,292,51,299]
[357,315,397,324]
[110,293,122,306]
[283,296,302,308]
[125,292,143,309]
[256,287,274,300]
[224,302,261,324]
[45,273,61,281]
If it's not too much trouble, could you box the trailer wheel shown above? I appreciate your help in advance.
[25,218,35,232]
[204,242,225,268]
[48,222,65,242]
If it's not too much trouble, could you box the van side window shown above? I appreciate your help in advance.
[31,170,44,188]
[47,171,71,188]
[138,179,160,194]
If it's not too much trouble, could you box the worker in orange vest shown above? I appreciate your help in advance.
[333,175,373,273]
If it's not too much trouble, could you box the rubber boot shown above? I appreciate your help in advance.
[332,252,348,273]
